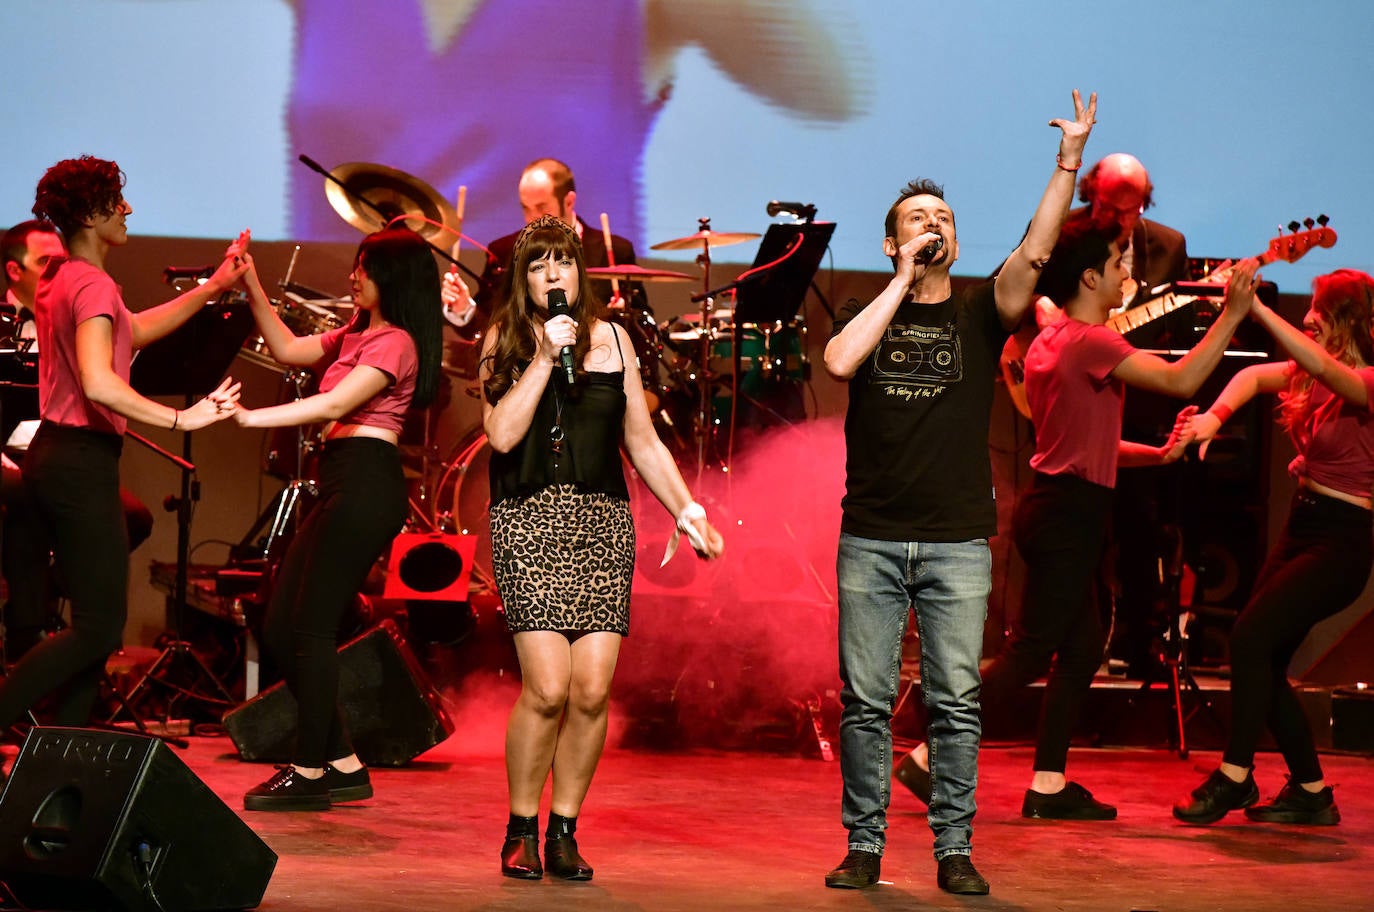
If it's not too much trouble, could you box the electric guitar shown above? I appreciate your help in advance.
[1000,218,1338,420]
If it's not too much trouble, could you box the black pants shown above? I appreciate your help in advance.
[260,438,407,768]
[1224,489,1373,782]
[981,472,1113,773]
[2,458,153,662]
[0,424,128,728]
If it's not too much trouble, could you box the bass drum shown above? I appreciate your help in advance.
[439,428,645,596]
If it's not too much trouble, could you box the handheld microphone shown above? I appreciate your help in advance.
[162,265,215,284]
[766,200,817,220]
[917,236,944,262]
[547,289,576,385]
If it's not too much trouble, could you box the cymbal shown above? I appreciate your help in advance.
[650,229,760,251]
[586,264,694,282]
[325,161,458,243]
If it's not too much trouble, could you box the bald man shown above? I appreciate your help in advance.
[1075,153,1188,311]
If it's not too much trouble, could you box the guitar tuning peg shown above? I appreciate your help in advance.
[1317,214,1330,226]
[1287,220,1301,233]
[1304,217,1315,230]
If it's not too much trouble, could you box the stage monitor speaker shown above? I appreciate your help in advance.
[383,532,478,602]
[0,727,276,912]
[222,618,454,767]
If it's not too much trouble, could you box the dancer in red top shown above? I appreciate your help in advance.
[235,228,443,811]
[0,156,242,736]
[1175,268,1374,826]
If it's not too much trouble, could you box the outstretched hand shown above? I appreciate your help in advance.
[178,376,242,431]
[1222,257,1261,321]
[1049,89,1097,167]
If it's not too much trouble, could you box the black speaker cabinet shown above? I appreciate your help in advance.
[223,619,454,767]
[0,727,276,911]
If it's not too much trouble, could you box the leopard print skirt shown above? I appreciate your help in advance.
[490,485,635,636]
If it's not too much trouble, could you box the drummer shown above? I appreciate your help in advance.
[443,158,647,333]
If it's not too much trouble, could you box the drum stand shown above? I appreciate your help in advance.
[232,369,319,567]
[1135,524,1224,759]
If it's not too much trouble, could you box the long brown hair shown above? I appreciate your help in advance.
[481,216,604,404]
[1279,268,1374,438]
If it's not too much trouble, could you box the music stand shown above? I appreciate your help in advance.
[732,221,835,327]
[117,292,257,727]
[716,222,833,446]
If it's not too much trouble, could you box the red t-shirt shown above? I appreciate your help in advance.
[1026,318,1137,488]
[314,322,418,435]
[34,257,133,435]
[1290,365,1374,498]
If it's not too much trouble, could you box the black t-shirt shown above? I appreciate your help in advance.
[831,281,1008,542]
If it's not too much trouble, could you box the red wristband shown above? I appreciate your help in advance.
[1209,404,1235,425]
[1056,155,1081,172]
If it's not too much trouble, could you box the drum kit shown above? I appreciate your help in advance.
[236,160,812,595]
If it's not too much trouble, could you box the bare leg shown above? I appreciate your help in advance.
[550,632,622,817]
[506,631,574,816]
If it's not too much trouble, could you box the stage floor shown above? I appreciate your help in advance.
[10,733,1370,912]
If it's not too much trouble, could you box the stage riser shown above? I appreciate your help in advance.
[897,680,1344,754]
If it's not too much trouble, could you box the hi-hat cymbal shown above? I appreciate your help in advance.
[650,229,760,251]
[325,162,458,243]
[586,264,694,282]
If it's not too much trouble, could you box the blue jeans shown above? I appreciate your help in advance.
[836,533,989,860]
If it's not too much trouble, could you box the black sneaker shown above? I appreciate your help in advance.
[893,749,932,805]
[1022,781,1117,820]
[1173,769,1258,824]
[1244,780,1340,825]
[824,849,880,888]
[937,853,989,895]
[244,766,330,812]
[322,764,373,803]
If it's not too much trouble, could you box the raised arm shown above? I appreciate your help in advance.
[994,90,1096,329]
[239,254,330,366]
[1111,258,1258,398]
[1250,298,1370,408]
[129,232,249,349]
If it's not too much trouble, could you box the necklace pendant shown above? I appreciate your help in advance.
[549,424,564,456]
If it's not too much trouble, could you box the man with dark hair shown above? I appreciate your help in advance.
[820,90,1095,896]
[970,211,1251,822]
[2,220,64,352]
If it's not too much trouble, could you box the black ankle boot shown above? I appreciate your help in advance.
[544,813,593,881]
[501,814,541,879]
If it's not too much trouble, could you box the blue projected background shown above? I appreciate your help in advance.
[3,0,1370,292]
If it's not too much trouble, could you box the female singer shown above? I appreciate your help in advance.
[473,215,723,880]
[1174,268,1374,826]
[235,228,442,811]
[0,156,242,735]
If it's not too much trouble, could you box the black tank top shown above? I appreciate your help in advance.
[488,327,629,505]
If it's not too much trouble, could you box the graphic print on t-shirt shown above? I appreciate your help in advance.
[870,319,963,400]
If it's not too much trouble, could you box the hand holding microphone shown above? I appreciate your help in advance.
[916,234,944,263]
[546,289,577,384]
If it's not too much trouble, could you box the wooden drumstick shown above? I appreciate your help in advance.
[450,185,467,262]
[599,212,621,305]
